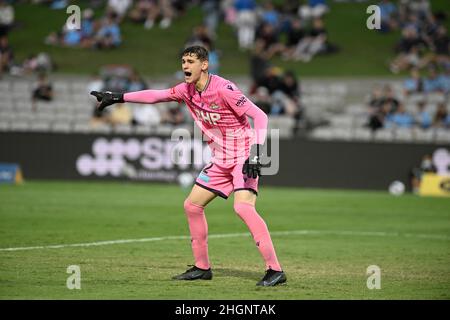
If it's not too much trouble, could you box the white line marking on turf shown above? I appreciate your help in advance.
[0,229,449,252]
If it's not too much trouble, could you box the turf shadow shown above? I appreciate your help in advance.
[213,267,261,280]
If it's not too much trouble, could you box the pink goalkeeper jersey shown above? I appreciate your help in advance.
[124,74,258,165]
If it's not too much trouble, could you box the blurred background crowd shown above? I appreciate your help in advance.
[0,0,448,139]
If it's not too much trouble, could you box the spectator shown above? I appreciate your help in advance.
[127,70,148,91]
[390,27,425,73]
[403,68,423,95]
[185,25,213,49]
[257,66,283,94]
[380,85,400,114]
[94,14,122,49]
[80,8,96,48]
[251,86,272,114]
[274,70,301,117]
[87,72,104,94]
[437,65,450,94]
[129,0,154,25]
[378,0,397,32]
[433,102,448,127]
[107,0,132,23]
[298,0,328,21]
[31,73,53,112]
[414,101,432,129]
[234,0,257,50]
[291,18,328,62]
[386,103,414,128]
[259,1,280,28]
[133,104,161,126]
[431,26,449,66]
[109,103,133,126]
[255,23,285,59]
[367,85,385,111]
[142,0,175,30]
[202,0,221,39]
[423,67,443,93]
[0,35,13,76]
[280,70,300,102]
[410,154,436,194]
[282,17,306,60]
[249,43,271,86]
[161,102,186,125]
[367,102,391,131]
[0,0,14,36]
[203,42,220,75]
[22,52,54,74]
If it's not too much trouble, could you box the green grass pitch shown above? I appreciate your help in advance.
[0,180,449,299]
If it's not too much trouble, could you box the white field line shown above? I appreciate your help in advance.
[0,229,449,252]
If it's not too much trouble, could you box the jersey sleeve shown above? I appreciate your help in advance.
[124,82,185,104]
[219,82,255,117]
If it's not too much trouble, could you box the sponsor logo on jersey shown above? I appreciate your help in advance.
[236,96,247,107]
[195,109,221,125]
[226,84,234,91]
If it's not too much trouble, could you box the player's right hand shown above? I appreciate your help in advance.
[90,91,124,111]
[242,144,263,179]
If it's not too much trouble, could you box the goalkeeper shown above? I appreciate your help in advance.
[91,46,286,287]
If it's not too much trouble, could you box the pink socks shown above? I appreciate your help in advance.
[183,199,210,270]
[183,200,282,272]
[233,202,282,271]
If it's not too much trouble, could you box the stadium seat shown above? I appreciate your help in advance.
[310,127,334,140]
[395,128,414,142]
[0,121,10,131]
[113,124,133,135]
[90,124,112,134]
[30,122,51,132]
[0,111,14,121]
[35,113,55,122]
[352,128,373,141]
[156,124,174,136]
[373,128,394,142]
[268,116,295,139]
[15,101,33,112]
[134,125,152,135]
[426,92,446,104]
[329,115,354,128]
[52,122,72,133]
[10,121,29,132]
[16,112,34,122]
[435,129,450,143]
[331,127,353,141]
[413,128,434,143]
[72,122,91,133]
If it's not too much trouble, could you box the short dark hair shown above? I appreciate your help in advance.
[182,46,209,61]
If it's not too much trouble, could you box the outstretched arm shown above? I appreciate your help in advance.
[90,84,184,111]
[124,89,176,104]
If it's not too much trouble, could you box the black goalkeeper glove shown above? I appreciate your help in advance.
[242,144,263,179]
[90,91,124,111]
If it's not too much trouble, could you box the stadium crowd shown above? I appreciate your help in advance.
[1,0,448,139]
[366,83,449,131]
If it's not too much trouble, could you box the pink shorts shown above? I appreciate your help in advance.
[195,162,259,199]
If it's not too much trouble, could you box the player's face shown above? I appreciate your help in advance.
[181,54,208,84]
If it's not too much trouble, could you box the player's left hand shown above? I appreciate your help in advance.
[242,144,263,179]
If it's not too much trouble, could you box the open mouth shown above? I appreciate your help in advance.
[184,71,192,77]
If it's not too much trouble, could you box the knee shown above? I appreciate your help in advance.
[184,199,204,215]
